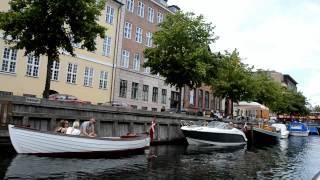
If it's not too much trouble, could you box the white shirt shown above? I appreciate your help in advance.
[66,127,81,135]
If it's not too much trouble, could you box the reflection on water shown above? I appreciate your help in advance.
[2,137,320,180]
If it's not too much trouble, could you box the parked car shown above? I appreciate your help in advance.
[48,94,91,104]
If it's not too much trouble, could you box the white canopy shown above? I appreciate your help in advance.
[235,101,269,110]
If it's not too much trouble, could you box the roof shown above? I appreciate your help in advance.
[235,101,269,110]
[283,74,298,85]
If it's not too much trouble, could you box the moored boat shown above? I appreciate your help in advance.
[271,123,290,139]
[8,124,150,156]
[252,124,281,144]
[181,121,247,146]
[287,121,309,137]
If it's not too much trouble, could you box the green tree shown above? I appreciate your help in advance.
[144,12,217,112]
[253,71,283,112]
[0,0,106,98]
[314,105,320,112]
[209,49,256,116]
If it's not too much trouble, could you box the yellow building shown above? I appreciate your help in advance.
[0,0,123,104]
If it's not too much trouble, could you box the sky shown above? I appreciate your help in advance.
[168,0,320,107]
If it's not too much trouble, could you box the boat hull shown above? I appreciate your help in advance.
[252,127,280,144]
[181,127,247,146]
[8,125,150,156]
[289,131,309,137]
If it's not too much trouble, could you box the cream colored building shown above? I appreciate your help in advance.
[0,0,123,104]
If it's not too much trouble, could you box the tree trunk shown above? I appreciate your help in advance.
[230,98,234,119]
[177,87,182,113]
[42,54,54,98]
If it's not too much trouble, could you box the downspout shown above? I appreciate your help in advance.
[110,2,123,102]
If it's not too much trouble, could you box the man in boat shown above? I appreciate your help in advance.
[80,118,97,137]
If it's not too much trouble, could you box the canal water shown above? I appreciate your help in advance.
[1,136,320,180]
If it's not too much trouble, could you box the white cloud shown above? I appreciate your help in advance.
[169,0,320,106]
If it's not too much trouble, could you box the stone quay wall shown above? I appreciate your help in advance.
[0,95,218,144]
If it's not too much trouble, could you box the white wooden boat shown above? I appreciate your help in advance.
[8,124,150,156]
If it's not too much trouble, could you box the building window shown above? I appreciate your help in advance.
[127,0,134,12]
[133,53,141,71]
[106,6,114,24]
[135,27,143,43]
[144,59,150,73]
[205,91,210,109]
[137,1,144,17]
[51,60,59,81]
[67,63,77,84]
[26,54,40,77]
[1,48,17,73]
[142,85,149,101]
[152,87,158,103]
[189,89,194,105]
[198,89,203,109]
[142,107,148,111]
[99,71,108,89]
[131,105,138,109]
[83,67,94,87]
[103,36,112,56]
[119,79,127,98]
[161,89,167,104]
[152,108,157,112]
[131,82,139,99]
[147,7,154,23]
[157,12,163,23]
[124,22,132,39]
[121,50,129,68]
[146,32,153,47]
[27,54,40,77]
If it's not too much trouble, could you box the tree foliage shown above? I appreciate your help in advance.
[314,105,320,112]
[144,12,217,110]
[209,50,256,115]
[252,71,309,115]
[0,0,106,98]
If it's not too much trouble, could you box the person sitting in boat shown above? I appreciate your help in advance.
[54,120,65,133]
[60,120,69,134]
[80,118,97,137]
[66,121,81,135]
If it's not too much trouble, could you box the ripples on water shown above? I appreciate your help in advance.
[1,137,320,180]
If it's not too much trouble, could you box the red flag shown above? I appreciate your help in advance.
[149,117,156,142]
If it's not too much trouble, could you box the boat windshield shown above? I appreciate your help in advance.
[208,121,233,129]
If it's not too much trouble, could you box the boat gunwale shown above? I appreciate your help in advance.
[10,125,149,142]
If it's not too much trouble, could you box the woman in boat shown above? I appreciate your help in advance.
[66,121,81,135]
[60,120,69,134]
[54,120,65,133]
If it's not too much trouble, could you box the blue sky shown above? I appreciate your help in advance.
[169,0,320,107]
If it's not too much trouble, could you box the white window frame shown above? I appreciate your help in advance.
[83,67,94,87]
[144,58,150,74]
[106,6,114,24]
[133,53,140,71]
[146,32,153,47]
[99,71,108,89]
[103,36,112,56]
[148,7,154,23]
[137,1,144,17]
[189,89,194,105]
[1,47,17,73]
[127,0,134,12]
[26,54,40,77]
[51,60,60,81]
[67,63,78,84]
[124,22,132,39]
[121,50,129,68]
[135,27,143,43]
[157,12,163,23]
